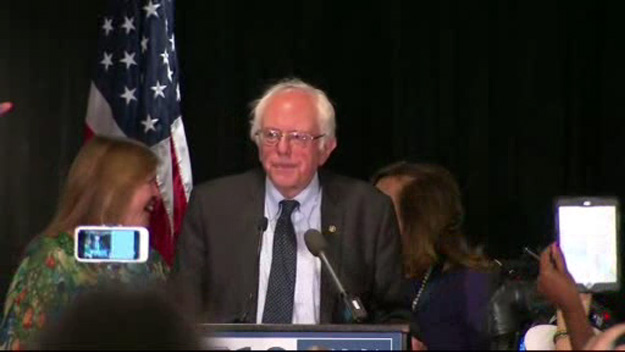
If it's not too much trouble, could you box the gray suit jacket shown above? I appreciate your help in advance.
[171,168,407,324]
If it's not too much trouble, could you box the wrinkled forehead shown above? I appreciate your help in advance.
[260,90,320,132]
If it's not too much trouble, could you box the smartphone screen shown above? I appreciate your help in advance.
[75,226,149,263]
[556,197,619,292]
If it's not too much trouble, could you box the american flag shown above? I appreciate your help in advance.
[84,0,192,265]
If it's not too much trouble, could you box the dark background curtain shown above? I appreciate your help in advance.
[2,0,624,318]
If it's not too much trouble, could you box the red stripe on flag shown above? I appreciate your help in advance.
[170,137,188,243]
[150,138,189,266]
[149,194,174,265]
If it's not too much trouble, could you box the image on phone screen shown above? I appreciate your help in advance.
[75,226,149,263]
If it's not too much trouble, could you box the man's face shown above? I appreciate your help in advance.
[258,89,336,198]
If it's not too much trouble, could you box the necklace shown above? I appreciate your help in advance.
[411,266,433,312]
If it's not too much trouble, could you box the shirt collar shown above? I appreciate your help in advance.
[266,173,320,220]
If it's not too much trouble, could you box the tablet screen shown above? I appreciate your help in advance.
[558,203,618,290]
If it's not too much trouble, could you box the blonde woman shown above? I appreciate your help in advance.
[0,136,169,350]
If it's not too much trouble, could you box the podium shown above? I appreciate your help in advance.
[198,323,409,350]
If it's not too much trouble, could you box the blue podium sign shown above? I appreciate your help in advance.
[199,324,408,350]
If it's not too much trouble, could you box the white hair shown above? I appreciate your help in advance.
[249,78,336,149]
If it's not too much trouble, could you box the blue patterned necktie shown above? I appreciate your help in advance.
[262,199,300,324]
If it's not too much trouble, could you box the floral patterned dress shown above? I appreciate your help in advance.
[0,232,169,350]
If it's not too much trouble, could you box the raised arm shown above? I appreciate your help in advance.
[537,243,595,350]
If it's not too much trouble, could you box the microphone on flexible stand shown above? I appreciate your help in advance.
[304,229,368,323]
[237,216,268,323]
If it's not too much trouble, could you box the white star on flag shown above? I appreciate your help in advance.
[143,0,161,18]
[141,114,159,133]
[141,36,149,53]
[121,16,135,34]
[102,18,113,36]
[160,50,169,66]
[120,51,137,69]
[169,35,175,52]
[166,66,174,82]
[100,52,113,71]
[176,83,181,102]
[120,86,137,105]
[151,81,167,99]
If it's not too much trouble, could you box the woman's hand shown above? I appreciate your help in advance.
[538,242,596,350]
[537,243,579,310]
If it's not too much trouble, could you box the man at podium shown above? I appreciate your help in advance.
[172,78,407,325]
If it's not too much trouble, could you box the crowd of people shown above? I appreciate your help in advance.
[1,79,623,350]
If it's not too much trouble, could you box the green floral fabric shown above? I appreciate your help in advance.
[0,232,169,350]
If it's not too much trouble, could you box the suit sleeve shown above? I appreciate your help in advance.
[170,189,208,320]
[371,197,410,323]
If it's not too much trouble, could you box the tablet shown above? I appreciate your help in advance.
[555,197,620,292]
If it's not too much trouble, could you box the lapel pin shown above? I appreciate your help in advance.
[328,225,337,234]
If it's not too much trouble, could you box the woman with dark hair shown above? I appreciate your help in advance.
[372,162,495,350]
[0,136,169,350]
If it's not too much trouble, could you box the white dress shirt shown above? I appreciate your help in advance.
[256,174,322,324]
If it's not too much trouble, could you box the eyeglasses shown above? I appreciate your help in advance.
[255,128,325,147]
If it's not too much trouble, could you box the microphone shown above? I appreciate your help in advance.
[237,217,268,323]
[0,102,14,117]
[304,229,368,323]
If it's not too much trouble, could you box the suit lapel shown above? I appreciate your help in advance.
[241,169,266,322]
[319,171,345,323]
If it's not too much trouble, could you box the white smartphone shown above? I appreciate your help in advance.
[74,226,150,263]
[555,196,620,292]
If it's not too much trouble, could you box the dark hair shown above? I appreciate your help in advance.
[373,161,490,278]
[35,286,202,350]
